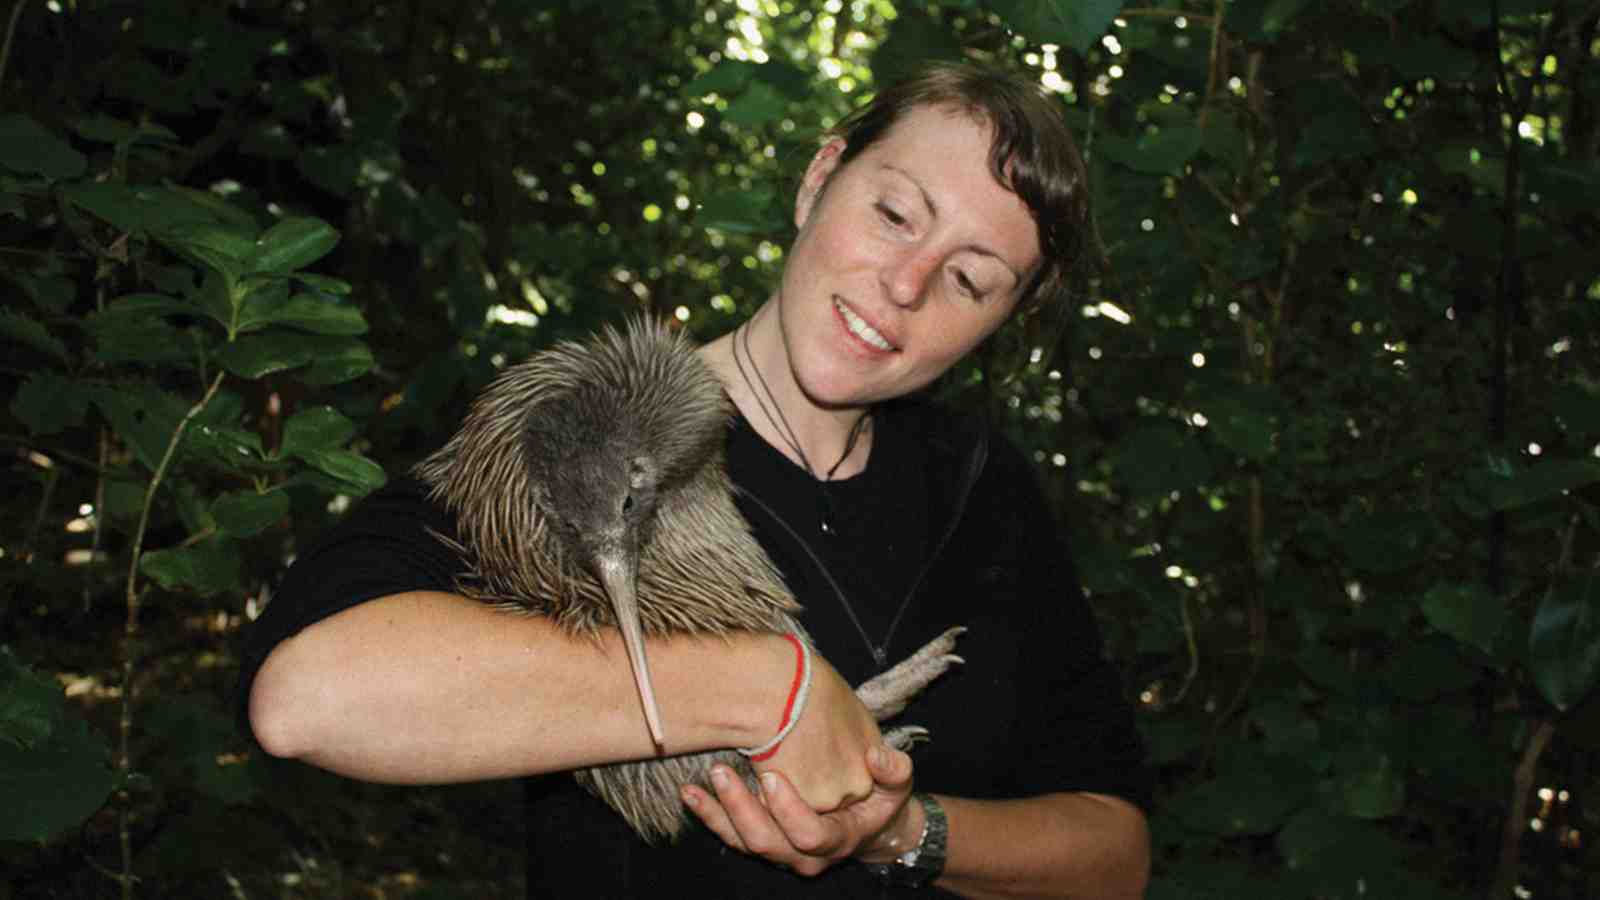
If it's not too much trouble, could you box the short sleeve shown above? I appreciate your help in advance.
[234,476,467,737]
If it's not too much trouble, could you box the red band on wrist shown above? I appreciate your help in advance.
[748,633,807,762]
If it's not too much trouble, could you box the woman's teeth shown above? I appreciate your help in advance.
[836,299,894,351]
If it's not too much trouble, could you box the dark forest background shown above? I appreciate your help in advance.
[2,0,1598,897]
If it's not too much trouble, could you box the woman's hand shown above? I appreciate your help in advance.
[681,743,920,877]
[750,651,883,812]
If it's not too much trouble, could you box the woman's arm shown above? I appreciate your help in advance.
[684,754,1150,899]
[928,791,1149,899]
[248,588,883,808]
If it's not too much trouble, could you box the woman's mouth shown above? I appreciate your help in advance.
[834,298,896,352]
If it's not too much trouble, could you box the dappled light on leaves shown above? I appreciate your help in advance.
[2,0,1598,896]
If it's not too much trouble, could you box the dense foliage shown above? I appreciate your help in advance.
[2,0,1597,897]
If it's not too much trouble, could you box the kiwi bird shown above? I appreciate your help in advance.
[413,318,963,842]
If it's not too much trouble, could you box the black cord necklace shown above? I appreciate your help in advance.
[732,322,871,536]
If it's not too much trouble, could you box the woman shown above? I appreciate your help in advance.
[242,63,1150,897]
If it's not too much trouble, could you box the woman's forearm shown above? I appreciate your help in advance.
[934,792,1150,900]
[247,589,798,783]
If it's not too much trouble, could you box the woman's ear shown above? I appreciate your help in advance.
[794,138,847,229]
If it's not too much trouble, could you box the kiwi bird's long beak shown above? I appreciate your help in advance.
[595,550,666,752]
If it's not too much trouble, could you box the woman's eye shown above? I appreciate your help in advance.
[875,202,907,227]
[953,270,985,300]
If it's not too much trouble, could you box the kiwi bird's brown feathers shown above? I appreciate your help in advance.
[413,318,961,842]
[413,319,801,840]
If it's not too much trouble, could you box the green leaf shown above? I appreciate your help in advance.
[0,647,60,750]
[186,423,268,475]
[1381,639,1478,701]
[1199,397,1277,461]
[722,81,788,127]
[297,448,387,495]
[1168,766,1313,835]
[14,272,76,313]
[197,269,238,330]
[158,222,257,281]
[99,291,200,319]
[1338,512,1433,575]
[1200,113,1250,173]
[93,384,191,473]
[139,540,244,597]
[1277,807,1407,878]
[11,374,92,436]
[1487,458,1600,511]
[291,272,353,295]
[1434,143,1505,196]
[1297,645,1358,697]
[248,216,340,273]
[988,0,1124,54]
[238,291,368,335]
[1096,125,1204,175]
[64,182,257,237]
[0,309,70,363]
[211,490,290,538]
[696,188,780,234]
[1113,424,1213,500]
[0,649,117,843]
[85,292,206,364]
[1292,107,1377,169]
[279,406,357,459]
[1333,752,1406,819]
[144,696,263,805]
[1529,574,1600,712]
[0,115,87,179]
[1551,383,1600,436]
[74,114,179,146]
[102,479,147,523]
[1261,0,1310,35]
[1250,700,1322,758]
[683,60,762,97]
[86,298,199,366]
[297,144,362,196]
[0,714,118,843]
[1420,583,1507,656]
[214,331,316,378]
[298,335,377,385]
[871,9,965,86]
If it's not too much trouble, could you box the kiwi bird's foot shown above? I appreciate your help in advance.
[854,625,967,720]
[883,725,930,751]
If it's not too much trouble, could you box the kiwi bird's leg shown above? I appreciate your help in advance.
[854,626,967,720]
[596,553,667,752]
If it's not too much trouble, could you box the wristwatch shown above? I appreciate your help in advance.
[864,793,947,888]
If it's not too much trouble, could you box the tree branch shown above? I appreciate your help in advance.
[1489,719,1556,900]
[115,369,227,900]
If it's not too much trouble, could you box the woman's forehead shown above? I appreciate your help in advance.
[849,105,1041,270]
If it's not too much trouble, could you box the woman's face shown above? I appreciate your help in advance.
[775,103,1041,410]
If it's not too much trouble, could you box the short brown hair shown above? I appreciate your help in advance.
[828,62,1090,316]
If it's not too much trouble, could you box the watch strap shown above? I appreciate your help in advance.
[864,792,947,888]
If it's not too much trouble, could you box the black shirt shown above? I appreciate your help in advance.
[238,400,1149,898]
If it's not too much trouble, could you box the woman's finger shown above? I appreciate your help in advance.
[707,764,793,858]
[757,770,847,856]
[681,784,745,852]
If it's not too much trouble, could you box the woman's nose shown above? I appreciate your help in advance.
[879,246,939,308]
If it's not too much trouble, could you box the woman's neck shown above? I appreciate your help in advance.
[701,300,874,481]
